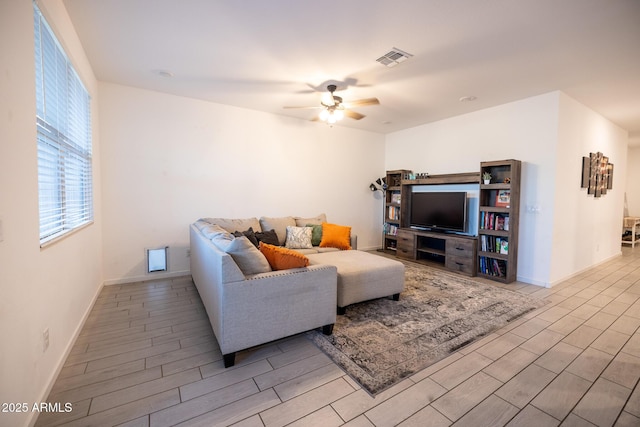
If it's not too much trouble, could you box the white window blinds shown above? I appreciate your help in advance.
[34,4,93,245]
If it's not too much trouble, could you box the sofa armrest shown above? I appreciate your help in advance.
[219,264,337,354]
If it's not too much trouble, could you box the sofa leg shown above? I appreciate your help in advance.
[322,324,334,335]
[337,306,346,315]
[392,293,400,301]
[223,352,236,368]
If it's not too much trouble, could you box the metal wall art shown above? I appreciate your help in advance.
[581,152,613,197]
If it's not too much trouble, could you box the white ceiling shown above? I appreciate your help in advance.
[61,0,640,145]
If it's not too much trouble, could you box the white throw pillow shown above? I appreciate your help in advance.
[224,236,272,275]
[285,226,313,249]
[259,216,296,246]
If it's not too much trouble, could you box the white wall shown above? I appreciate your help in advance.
[0,1,102,426]
[626,146,640,217]
[99,82,386,284]
[550,93,628,284]
[386,91,628,286]
[386,93,560,286]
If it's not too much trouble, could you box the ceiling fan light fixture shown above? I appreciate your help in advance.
[322,93,335,106]
[287,83,377,125]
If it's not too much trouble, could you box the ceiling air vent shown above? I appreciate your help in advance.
[376,47,413,67]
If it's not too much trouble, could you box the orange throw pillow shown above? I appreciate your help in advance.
[319,223,352,250]
[259,243,310,271]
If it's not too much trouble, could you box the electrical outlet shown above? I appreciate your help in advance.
[186,248,191,257]
[43,328,50,352]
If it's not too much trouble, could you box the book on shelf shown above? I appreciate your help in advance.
[480,212,510,231]
[388,205,400,220]
[479,235,509,254]
[479,256,507,277]
[384,223,398,236]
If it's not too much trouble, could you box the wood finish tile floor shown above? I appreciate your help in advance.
[37,249,640,426]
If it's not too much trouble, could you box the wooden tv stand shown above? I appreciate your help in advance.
[396,228,477,276]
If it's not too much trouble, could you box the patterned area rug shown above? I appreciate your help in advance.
[307,260,546,395]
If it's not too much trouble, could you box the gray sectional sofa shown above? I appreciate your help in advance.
[189,214,404,367]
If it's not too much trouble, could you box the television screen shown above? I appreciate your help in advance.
[410,191,467,233]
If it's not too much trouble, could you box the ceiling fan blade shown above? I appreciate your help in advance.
[283,105,322,109]
[344,110,365,120]
[345,97,380,108]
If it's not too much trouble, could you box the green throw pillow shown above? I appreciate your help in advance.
[306,224,323,246]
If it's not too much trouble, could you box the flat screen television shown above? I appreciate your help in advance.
[410,191,468,233]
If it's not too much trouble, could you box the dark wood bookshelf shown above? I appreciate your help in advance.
[477,160,521,283]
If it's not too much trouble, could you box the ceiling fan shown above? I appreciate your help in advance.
[284,84,380,124]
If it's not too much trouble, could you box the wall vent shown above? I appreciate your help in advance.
[376,48,413,67]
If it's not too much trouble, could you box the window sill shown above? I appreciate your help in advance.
[40,221,94,249]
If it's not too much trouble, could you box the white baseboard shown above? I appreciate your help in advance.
[546,251,622,288]
[515,275,551,288]
[28,281,104,427]
[103,269,191,286]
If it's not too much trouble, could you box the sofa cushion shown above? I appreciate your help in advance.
[320,223,352,250]
[306,223,323,246]
[290,248,321,255]
[255,229,280,246]
[200,223,234,241]
[210,234,232,251]
[259,243,310,270]
[223,236,272,275]
[203,217,262,234]
[194,219,212,231]
[294,213,327,227]
[315,246,341,253]
[285,226,313,249]
[259,216,296,246]
[232,227,259,248]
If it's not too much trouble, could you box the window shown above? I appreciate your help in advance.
[34,4,93,245]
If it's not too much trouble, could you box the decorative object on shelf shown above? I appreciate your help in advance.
[482,171,492,184]
[581,152,614,198]
[403,172,429,180]
[495,190,510,207]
